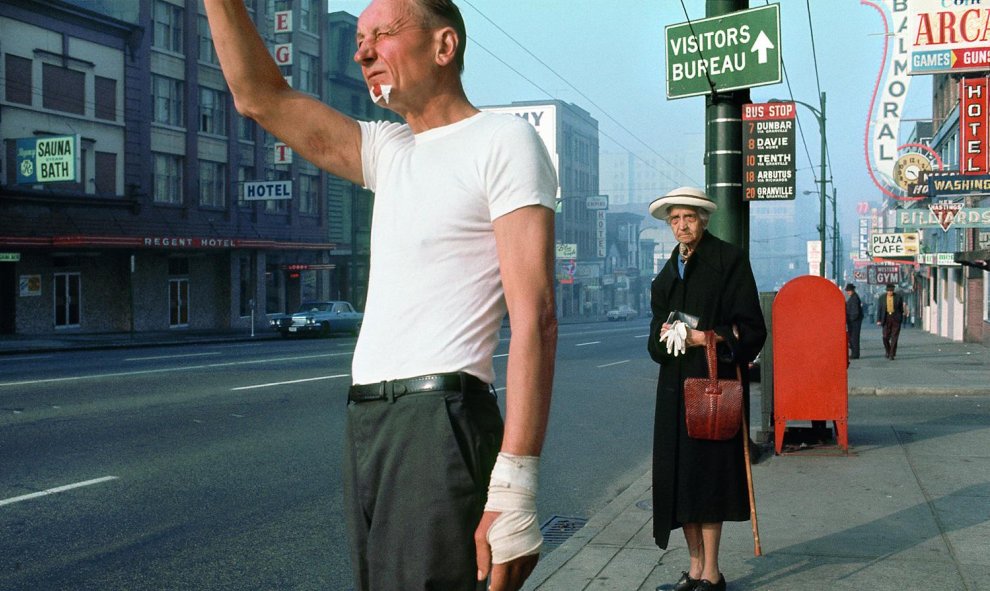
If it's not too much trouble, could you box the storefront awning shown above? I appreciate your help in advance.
[0,235,334,251]
[955,249,990,271]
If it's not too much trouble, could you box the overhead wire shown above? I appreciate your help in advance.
[460,0,701,188]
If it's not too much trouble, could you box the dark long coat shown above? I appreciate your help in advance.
[647,230,766,548]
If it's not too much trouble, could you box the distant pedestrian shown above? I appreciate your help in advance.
[646,187,767,591]
[844,284,863,359]
[876,283,905,360]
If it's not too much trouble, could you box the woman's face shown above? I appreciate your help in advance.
[667,206,704,247]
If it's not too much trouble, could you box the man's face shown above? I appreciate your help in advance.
[354,0,435,111]
[667,206,704,247]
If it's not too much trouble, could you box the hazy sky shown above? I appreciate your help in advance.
[329,0,935,250]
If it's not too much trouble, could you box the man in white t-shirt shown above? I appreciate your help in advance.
[204,1,558,590]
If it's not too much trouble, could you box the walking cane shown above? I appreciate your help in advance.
[742,415,762,556]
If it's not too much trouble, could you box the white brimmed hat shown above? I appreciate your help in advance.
[648,187,718,220]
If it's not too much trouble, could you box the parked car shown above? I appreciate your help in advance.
[606,305,638,321]
[270,301,363,337]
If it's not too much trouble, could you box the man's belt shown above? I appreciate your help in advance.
[348,372,488,403]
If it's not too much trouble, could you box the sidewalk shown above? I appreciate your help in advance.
[525,327,990,590]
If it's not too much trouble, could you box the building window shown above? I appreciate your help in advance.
[265,167,289,213]
[198,15,219,65]
[199,160,227,208]
[199,86,227,135]
[298,172,318,214]
[95,151,117,195]
[298,52,319,94]
[300,0,320,33]
[5,54,32,105]
[152,0,184,53]
[95,76,116,121]
[42,63,84,115]
[237,116,256,142]
[153,152,183,204]
[152,74,184,126]
[238,165,255,206]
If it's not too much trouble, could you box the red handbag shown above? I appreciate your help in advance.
[683,330,743,441]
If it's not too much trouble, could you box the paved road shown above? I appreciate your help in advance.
[0,319,658,590]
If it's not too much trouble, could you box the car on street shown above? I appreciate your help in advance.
[270,301,363,337]
[606,305,638,321]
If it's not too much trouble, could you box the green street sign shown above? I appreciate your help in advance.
[665,4,782,99]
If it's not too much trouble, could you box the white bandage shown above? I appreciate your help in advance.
[484,452,542,564]
[659,320,688,357]
[368,84,392,104]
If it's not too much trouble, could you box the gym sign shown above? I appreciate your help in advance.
[15,135,79,184]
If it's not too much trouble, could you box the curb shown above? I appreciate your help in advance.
[849,386,988,396]
[526,463,653,590]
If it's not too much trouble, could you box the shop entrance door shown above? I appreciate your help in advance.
[169,278,189,327]
[54,272,81,328]
[0,263,14,333]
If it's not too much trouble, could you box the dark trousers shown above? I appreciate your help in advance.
[882,317,901,359]
[847,319,862,359]
[343,383,503,591]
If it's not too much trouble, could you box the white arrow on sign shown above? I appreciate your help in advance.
[751,31,774,64]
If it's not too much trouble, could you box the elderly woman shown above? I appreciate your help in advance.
[646,187,766,591]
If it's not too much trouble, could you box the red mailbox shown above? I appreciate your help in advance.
[772,276,848,454]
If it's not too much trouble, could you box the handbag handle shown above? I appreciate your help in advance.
[702,330,718,385]
[702,330,746,384]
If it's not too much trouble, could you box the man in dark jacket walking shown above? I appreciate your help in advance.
[876,283,905,360]
[844,284,863,359]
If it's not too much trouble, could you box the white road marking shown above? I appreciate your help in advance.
[231,374,350,391]
[2,355,54,361]
[494,387,506,393]
[125,352,222,362]
[576,341,601,347]
[0,353,351,388]
[634,334,650,338]
[597,360,631,368]
[0,476,118,507]
[493,353,509,358]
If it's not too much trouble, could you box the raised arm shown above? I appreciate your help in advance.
[204,0,364,185]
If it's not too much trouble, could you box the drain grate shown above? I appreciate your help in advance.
[539,515,588,551]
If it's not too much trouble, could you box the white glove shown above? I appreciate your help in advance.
[659,320,688,357]
[484,453,542,564]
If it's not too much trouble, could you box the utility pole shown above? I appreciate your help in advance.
[704,0,750,250]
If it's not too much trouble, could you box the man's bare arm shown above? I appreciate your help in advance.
[475,204,557,591]
[204,0,364,185]
[493,204,557,457]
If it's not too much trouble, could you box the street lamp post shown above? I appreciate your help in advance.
[773,92,827,277]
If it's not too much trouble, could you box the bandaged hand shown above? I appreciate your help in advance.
[659,320,688,356]
[484,452,542,564]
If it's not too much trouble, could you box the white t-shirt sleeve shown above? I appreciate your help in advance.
[358,120,409,191]
[485,118,558,221]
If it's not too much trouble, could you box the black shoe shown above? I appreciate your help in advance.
[658,571,698,591]
[696,575,726,591]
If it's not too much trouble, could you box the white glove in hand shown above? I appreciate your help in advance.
[485,453,542,564]
[659,320,688,357]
